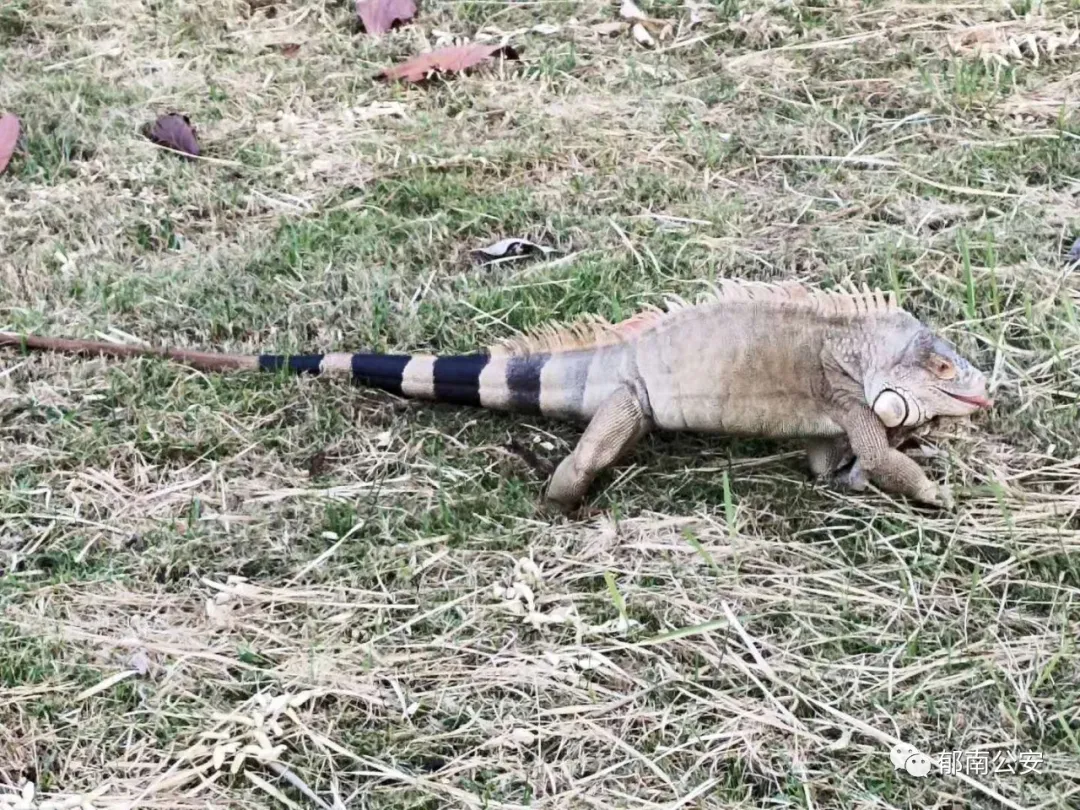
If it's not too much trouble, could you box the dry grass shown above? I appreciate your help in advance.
[2,0,1080,808]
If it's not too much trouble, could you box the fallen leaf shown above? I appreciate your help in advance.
[631,22,656,47]
[308,450,329,478]
[278,42,301,57]
[1067,236,1080,264]
[146,113,200,158]
[129,649,152,676]
[620,0,648,22]
[505,437,556,477]
[619,0,669,39]
[687,1,707,27]
[376,43,519,83]
[472,237,554,263]
[356,0,417,35]
[593,21,626,37]
[0,114,20,175]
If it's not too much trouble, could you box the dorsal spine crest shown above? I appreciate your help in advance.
[490,278,901,357]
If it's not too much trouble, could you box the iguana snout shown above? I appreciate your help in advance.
[866,328,991,428]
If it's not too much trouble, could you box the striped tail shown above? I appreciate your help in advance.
[259,351,495,408]
[0,332,611,420]
[260,349,610,419]
[0,332,547,414]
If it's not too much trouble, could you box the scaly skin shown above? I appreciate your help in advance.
[545,283,991,509]
[0,280,993,510]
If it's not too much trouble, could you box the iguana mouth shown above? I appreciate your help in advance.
[941,390,993,409]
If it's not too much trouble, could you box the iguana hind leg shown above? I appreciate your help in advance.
[545,384,651,510]
[806,438,855,478]
[807,437,869,492]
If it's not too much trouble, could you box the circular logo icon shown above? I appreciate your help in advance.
[889,743,932,778]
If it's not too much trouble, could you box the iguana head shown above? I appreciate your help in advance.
[865,328,992,428]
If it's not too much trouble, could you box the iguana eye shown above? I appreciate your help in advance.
[929,355,955,380]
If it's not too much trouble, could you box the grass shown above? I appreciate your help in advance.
[1,0,1080,808]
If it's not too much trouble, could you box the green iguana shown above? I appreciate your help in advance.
[0,280,992,509]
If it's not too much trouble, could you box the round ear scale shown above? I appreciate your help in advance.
[872,390,908,427]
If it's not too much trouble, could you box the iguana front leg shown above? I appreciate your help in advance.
[545,384,651,510]
[807,422,935,489]
[835,407,952,508]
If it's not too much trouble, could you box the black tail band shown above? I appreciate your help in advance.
[258,351,491,404]
[258,354,324,375]
[351,354,412,396]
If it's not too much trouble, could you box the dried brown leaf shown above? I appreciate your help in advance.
[146,113,200,158]
[376,43,518,83]
[619,0,649,22]
[631,22,656,47]
[308,450,329,478]
[472,237,555,263]
[356,0,417,35]
[129,649,152,676]
[593,21,626,37]
[0,114,20,176]
[620,0,667,32]
[1067,237,1080,264]
[687,1,707,28]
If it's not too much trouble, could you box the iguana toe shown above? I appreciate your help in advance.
[541,493,577,516]
[914,481,954,510]
[539,493,603,521]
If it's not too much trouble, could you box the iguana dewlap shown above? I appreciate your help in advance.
[0,280,992,509]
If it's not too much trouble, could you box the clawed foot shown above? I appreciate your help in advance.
[917,482,955,510]
[905,443,940,460]
[815,458,869,492]
[820,460,955,510]
[539,493,604,520]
